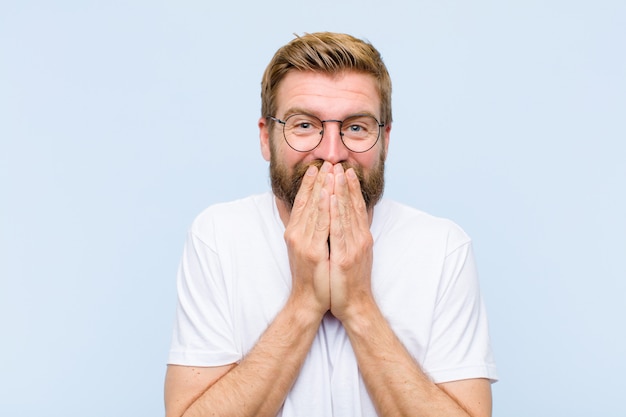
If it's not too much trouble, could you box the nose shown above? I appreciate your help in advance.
[312,120,349,164]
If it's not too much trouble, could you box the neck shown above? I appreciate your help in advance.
[275,196,292,228]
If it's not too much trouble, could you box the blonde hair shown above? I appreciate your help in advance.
[261,32,392,124]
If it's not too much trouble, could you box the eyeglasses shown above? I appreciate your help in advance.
[268,113,385,153]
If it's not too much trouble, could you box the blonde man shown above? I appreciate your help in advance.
[165,32,497,417]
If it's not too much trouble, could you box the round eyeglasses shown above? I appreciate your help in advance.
[268,113,385,153]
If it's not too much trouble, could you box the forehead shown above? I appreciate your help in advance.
[275,70,381,119]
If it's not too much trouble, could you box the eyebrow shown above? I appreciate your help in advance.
[281,107,313,118]
[281,107,379,120]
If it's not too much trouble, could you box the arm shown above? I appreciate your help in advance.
[164,163,334,417]
[165,299,324,417]
[341,300,492,417]
[165,364,235,417]
[329,164,492,417]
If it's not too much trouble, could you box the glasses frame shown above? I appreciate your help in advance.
[268,113,385,153]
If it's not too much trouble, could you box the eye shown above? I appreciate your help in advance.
[342,116,376,138]
[286,114,321,135]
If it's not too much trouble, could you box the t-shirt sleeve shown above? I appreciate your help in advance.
[167,226,241,367]
[422,230,498,383]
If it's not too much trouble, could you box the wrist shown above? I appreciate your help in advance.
[335,294,379,332]
[285,294,327,327]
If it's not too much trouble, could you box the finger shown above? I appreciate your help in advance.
[320,161,334,199]
[309,161,333,209]
[330,165,351,253]
[345,168,369,229]
[314,178,332,237]
[306,161,332,227]
[333,164,352,232]
[290,161,331,228]
[296,162,332,251]
[329,192,346,254]
[290,164,319,222]
[311,164,333,239]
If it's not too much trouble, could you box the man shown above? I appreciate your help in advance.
[165,32,497,417]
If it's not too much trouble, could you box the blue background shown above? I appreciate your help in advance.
[1,1,624,415]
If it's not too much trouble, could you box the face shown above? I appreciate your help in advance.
[259,71,391,211]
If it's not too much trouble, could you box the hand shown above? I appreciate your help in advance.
[283,161,334,317]
[328,164,375,322]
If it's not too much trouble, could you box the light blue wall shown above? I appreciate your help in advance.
[1,1,624,415]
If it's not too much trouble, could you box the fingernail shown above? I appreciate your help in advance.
[347,168,357,179]
[321,161,331,172]
[306,165,317,176]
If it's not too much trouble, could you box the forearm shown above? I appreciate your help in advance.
[183,299,323,417]
[343,301,472,417]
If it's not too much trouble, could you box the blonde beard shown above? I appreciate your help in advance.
[269,139,386,211]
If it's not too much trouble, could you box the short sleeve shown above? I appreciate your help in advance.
[423,237,498,383]
[167,226,241,367]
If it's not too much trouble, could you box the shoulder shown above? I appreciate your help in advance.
[373,199,471,254]
[193,193,272,220]
[188,192,276,244]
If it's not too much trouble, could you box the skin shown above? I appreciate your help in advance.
[164,71,492,417]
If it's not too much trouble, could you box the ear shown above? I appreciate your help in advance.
[382,122,392,159]
[259,116,271,161]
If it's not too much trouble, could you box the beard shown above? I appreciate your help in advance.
[269,144,386,212]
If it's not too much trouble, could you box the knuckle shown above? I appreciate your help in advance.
[292,194,308,210]
[284,229,298,246]
[354,198,366,212]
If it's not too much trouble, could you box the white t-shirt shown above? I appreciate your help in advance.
[168,192,497,416]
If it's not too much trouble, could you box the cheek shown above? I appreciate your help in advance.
[353,152,380,171]
[270,138,310,170]
[268,135,286,164]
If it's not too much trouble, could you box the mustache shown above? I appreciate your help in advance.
[292,160,365,186]
[288,159,368,207]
